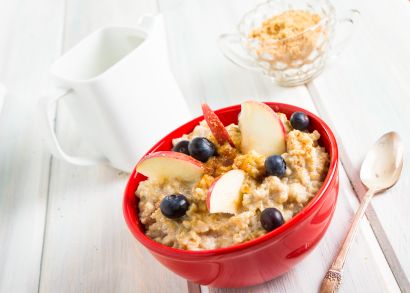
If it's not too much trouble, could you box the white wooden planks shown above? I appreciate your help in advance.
[0,0,408,292]
[161,0,311,114]
[203,170,399,293]
[38,0,187,292]
[0,0,65,292]
[159,0,400,292]
[309,0,410,290]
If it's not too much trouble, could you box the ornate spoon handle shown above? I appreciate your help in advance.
[319,189,375,293]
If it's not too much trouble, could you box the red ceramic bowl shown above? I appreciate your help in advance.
[123,102,339,288]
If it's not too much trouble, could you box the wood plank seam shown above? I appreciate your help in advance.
[37,157,54,293]
[37,0,68,292]
[39,1,187,292]
[306,82,409,292]
[156,2,201,292]
[156,1,398,290]
[187,281,202,293]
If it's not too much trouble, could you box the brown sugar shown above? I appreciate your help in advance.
[249,10,323,66]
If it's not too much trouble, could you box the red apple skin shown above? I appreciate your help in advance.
[259,102,286,138]
[239,101,287,155]
[136,151,205,180]
[202,103,235,147]
[137,151,204,169]
[244,101,286,138]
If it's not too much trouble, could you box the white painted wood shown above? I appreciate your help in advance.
[0,0,408,292]
[308,0,410,290]
[0,84,5,113]
[159,0,399,292]
[0,0,65,292]
[38,1,187,292]
[160,0,312,114]
[203,170,399,293]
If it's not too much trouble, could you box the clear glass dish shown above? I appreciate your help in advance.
[219,0,359,87]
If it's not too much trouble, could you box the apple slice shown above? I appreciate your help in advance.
[136,151,204,182]
[201,103,235,147]
[207,169,245,214]
[238,101,286,156]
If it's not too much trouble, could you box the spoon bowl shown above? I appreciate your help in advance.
[320,131,404,293]
[360,131,404,193]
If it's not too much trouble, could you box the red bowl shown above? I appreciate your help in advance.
[123,102,339,288]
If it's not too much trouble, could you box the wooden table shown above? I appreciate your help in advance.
[0,0,409,292]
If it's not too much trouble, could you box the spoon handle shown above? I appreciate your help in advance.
[319,189,375,293]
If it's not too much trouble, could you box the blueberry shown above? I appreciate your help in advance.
[290,112,310,131]
[188,137,216,162]
[160,194,190,219]
[265,155,286,177]
[260,208,285,231]
[172,140,190,155]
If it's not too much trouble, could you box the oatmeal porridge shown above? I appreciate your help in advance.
[136,102,329,250]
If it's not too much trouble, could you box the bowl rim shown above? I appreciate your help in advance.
[123,102,338,259]
[237,0,336,44]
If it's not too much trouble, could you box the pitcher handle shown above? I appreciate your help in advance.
[38,87,108,166]
[218,33,261,71]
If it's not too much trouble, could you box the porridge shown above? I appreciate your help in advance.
[248,10,324,68]
[136,102,329,250]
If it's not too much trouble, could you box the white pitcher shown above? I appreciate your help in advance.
[39,15,190,172]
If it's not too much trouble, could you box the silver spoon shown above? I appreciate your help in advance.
[320,131,404,293]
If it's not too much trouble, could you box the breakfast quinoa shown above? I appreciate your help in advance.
[136,106,330,250]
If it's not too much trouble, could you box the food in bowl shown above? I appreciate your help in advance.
[135,101,329,250]
[124,102,338,287]
[248,10,324,67]
[249,10,321,41]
